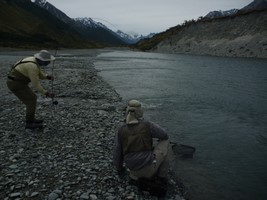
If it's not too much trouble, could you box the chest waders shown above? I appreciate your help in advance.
[7,60,42,129]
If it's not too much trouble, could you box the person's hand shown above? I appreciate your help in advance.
[45,92,55,98]
[46,75,54,81]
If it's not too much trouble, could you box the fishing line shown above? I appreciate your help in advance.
[48,48,59,131]
[91,17,119,31]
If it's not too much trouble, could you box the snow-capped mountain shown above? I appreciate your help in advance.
[73,19,155,44]
[72,18,154,44]
[74,17,109,29]
[34,0,72,24]
[116,30,155,44]
[34,0,154,44]
[34,0,126,45]
[205,0,267,19]
[205,9,239,19]
[34,0,46,6]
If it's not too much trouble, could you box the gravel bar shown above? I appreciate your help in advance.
[0,50,185,200]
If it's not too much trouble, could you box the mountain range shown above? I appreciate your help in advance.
[0,0,266,56]
[0,0,99,48]
[34,0,152,45]
[134,0,267,58]
[204,0,267,19]
[0,0,152,48]
[34,0,126,45]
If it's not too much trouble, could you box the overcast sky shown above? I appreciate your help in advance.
[46,0,252,35]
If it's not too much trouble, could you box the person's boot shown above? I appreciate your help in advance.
[128,177,139,186]
[25,122,43,129]
[157,176,168,187]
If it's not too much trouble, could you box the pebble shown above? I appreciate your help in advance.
[90,194,98,200]
[30,192,39,197]
[9,192,22,198]
[80,193,89,199]
[48,192,59,200]
[9,165,18,169]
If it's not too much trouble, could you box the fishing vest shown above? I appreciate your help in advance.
[8,59,38,83]
[118,121,153,155]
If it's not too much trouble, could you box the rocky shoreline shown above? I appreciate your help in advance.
[0,50,185,200]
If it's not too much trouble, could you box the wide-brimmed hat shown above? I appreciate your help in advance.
[126,99,144,124]
[34,50,55,61]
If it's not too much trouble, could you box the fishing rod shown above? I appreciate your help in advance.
[45,48,60,132]
[51,48,58,106]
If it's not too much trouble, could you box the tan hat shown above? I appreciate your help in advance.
[34,50,55,61]
[126,99,144,124]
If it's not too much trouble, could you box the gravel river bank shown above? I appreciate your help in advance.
[0,49,185,200]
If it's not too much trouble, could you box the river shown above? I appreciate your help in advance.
[94,50,267,200]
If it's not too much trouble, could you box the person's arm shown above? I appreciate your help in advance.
[28,65,47,95]
[113,130,124,172]
[39,68,48,80]
[149,121,169,140]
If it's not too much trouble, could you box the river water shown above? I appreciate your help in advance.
[94,50,267,200]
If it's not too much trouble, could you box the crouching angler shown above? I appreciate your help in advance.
[6,50,56,130]
[113,99,170,197]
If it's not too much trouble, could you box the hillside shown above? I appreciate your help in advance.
[134,9,267,58]
[0,0,108,48]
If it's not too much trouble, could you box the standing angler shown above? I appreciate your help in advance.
[6,50,55,129]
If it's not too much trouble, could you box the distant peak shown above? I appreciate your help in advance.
[205,9,239,19]
[34,0,47,6]
[74,17,108,29]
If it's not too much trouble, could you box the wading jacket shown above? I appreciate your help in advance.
[113,120,169,171]
[9,57,48,94]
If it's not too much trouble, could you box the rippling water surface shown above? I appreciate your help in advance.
[94,50,267,200]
